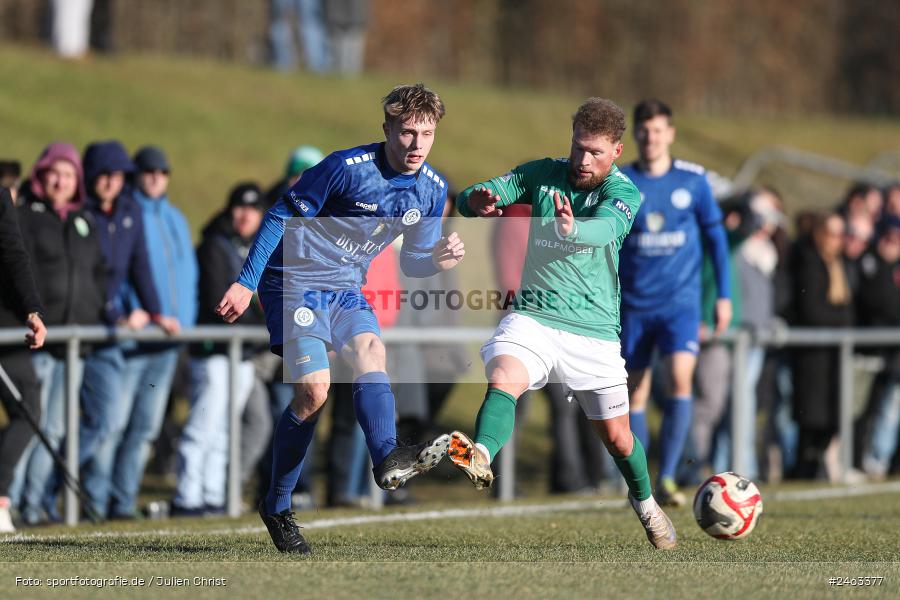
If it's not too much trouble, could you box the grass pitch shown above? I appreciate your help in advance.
[1,483,898,599]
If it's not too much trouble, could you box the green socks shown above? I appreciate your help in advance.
[612,433,654,501]
[472,387,652,503]
[474,388,518,461]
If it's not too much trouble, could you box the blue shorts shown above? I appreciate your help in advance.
[259,288,381,381]
[620,303,700,372]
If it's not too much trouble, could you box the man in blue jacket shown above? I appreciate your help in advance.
[79,140,178,520]
[109,145,198,519]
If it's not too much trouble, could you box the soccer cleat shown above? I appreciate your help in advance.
[629,494,677,550]
[656,477,687,508]
[258,502,311,554]
[447,431,494,490]
[372,434,451,491]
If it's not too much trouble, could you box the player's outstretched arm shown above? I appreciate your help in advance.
[431,231,465,271]
[216,282,254,323]
[461,187,504,217]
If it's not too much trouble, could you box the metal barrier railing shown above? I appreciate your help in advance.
[1,324,898,526]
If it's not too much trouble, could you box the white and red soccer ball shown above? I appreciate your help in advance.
[693,472,763,540]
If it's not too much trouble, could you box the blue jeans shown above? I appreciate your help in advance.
[79,344,126,518]
[173,356,254,509]
[12,352,83,523]
[269,0,331,72]
[712,346,765,479]
[107,348,179,517]
[863,381,900,475]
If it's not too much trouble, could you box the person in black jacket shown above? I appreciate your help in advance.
[172,182,267,514]
[13,142,107,525]
[789,212,855,480]
[0,186,47,532]
[857,218,900,478]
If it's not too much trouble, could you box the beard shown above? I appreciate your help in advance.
[567,165,606,190]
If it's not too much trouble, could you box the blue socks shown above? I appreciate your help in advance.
[265,408,318,514]
[352,371,398,466]
[659,396,693,481]
[630,410,649,451]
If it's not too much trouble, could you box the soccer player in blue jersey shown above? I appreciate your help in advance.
[215,84,465,554]
[618,99,732,507]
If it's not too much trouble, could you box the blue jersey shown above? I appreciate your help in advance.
[618,159,730,311]
[236,142,447,296]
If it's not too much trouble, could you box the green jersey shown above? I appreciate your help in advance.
[458,158,642,341]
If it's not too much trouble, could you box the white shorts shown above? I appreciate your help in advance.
[480,313,630,420]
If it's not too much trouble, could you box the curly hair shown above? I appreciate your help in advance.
[382,83,446,125]
[572,98,626,142]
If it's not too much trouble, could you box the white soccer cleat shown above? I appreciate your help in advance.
[630,494,677,550]
[447,431,494,490]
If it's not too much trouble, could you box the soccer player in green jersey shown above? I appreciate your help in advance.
[448,98,676,549]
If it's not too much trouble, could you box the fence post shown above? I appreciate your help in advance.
[64,335,80,526]
[731,330,751,477]
[498,432,515,501]
[227,336,242,518]
[839,336,854,483]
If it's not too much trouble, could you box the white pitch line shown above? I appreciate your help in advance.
[2,481,898,545]
[0,500,612,544]
[770,480,900,501]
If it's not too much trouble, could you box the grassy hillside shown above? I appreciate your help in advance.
[1,43,898,233]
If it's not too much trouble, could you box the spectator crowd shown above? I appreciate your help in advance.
[0,139,898,532]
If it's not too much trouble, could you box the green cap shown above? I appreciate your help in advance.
[285,145,324,178]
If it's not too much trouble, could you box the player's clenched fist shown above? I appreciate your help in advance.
[216,282,253,323]
[432,231,465,271]
[554,191,575,237]
[467,187,503,217]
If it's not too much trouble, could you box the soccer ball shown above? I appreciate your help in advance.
[693,472,763,540]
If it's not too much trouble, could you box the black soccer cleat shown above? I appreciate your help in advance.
[258,501,312,554]
[372,434,451,490]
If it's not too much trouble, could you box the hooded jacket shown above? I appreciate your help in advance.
[17,143,106,333]
[82,141,161,323]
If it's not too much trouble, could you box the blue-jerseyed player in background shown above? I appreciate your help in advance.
[619,99,731,507]
[215,84,465,554]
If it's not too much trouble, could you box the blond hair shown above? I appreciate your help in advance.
[382,83,445,125]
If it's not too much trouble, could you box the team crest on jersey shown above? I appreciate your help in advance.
[500,172,513,182]
[402,208,421,226]
[671,188,692,209]
[293,307,315,327]
[646,212,665,233]
[585,190,600,207]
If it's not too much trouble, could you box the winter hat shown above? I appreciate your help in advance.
[284,145,324,179]
[134,145,171,173]
[227,182,264,210]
